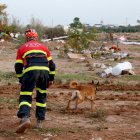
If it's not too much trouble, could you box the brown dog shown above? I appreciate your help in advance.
[66,81,96,111]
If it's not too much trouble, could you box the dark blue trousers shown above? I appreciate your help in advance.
[17,70,49,120]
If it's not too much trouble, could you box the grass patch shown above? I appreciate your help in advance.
[124,74,140,81]
[127,47,140,52]
[0,129,16,137]
[95,124,108,131]
[135,131,140,139]
[38,127,63,134]
[8,105,16,110]
[127,57,140,61]
[47,127,63,133]
[0,71,17,83]
[68,127,81,133]
[88,108,107,121]
[0,97,17,104]
[115,74,140,86]
[117,81,126,86]
[55,73,94,83]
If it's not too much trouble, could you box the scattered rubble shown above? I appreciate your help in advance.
[67,52,85,60]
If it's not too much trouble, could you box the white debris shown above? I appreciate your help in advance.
[99,61,134,77]
[104,67,113,75]
[0,39,5,42]
[112,61,132,76]
[122,41,140,45]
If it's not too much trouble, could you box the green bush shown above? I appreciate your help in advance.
[66,17,96,53]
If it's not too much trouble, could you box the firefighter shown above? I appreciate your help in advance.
[15,29,55,133]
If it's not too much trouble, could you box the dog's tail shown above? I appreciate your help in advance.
[71,90,82,100]
[69,81,78,89]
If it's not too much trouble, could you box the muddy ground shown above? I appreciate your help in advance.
[0,40,140,140]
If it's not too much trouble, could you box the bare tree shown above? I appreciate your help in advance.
[0,4,8,31]
[0,4,7,22]
[137,20,140,25]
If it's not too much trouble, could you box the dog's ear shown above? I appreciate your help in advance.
[96,87,99,91]
[96,81,99,86]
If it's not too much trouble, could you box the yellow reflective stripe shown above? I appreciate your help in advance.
[17,73,23,78]
[16,59,23,64]
[22,50,47,58]
[36,102,46,107]
[20,91,32,96]
[19,101,31,107]
[49,71,55,75]
[47,56,52,61]
[23,66,50,74]
[36,88,46,94]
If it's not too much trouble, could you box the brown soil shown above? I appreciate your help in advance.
[0,39,140,140]
[0,84,140,140]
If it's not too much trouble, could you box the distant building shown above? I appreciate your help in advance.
[83,24,93,30]
[94,24,103,28]
[104,24,116,28]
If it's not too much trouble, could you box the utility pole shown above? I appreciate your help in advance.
[0,20,2,32]
[51,18,53,40]
[126,17,128,26]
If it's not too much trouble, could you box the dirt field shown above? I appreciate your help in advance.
[0,40,140,140]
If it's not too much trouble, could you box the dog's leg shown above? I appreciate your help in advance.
[66,91,77,110]
[75,98,78,110]
[90,100,95,112]
[66,100,71,110]
[75,99,80,110]
[75,99,84,110]
[75,90,83,110]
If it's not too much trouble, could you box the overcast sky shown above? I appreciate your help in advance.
[1,0,140,26]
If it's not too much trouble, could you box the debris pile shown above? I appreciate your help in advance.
[98,61,135,78]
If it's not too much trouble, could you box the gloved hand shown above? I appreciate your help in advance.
[19,77,22,84]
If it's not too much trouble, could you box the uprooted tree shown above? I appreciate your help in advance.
[66,17,96,53]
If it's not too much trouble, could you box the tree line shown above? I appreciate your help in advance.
[97,25,140,33]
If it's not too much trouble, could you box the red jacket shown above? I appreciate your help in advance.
[15,40,55,81]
